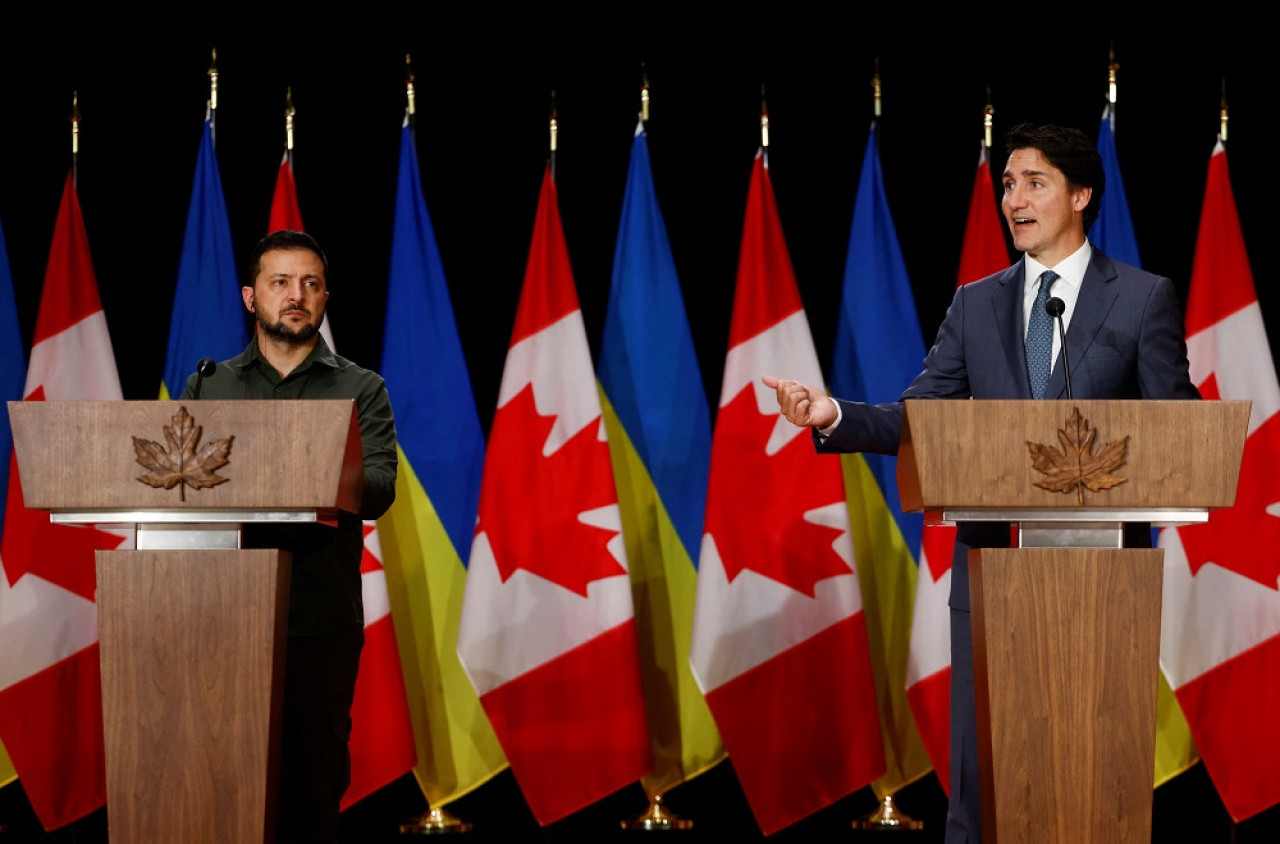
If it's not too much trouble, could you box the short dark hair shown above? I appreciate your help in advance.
[1004,123,1106,231]
[245,230,329,286]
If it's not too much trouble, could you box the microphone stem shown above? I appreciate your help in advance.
[1055,317,1072,400]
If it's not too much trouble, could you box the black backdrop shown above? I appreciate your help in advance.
[2,22,1278,844]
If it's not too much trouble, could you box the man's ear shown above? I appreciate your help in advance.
[242,286,256,312]
[1074,186,1092,213]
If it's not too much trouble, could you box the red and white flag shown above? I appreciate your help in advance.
[0,171,131,829]
[689,150,884,835]
[1158,137,1280,822]
[904,142,1008,795]
[266,152,416,807]
[456,162,650,825]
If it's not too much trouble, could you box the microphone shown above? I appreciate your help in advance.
[1045,297,1072,400]
[192,357,217,399]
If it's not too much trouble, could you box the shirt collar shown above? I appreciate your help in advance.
[1024,239,1092,291]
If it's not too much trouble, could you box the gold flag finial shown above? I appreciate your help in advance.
[1108,43,1119,105]
[872,58,882,118]
[760,83,769,149]
[208,48,219,113]
[285,87,296,153]
[70,90,80,156]
[983,87,994,148]
[405,54,416,118]
[549,90,558,153]
[640,62,650,122]
[1219,78,1229,142]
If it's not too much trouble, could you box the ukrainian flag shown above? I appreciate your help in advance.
[376,114,506,807]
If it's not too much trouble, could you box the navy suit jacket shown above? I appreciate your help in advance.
[816,248,1201,609]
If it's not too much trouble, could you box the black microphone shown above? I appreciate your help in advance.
[192,357,217,399]
[1045,297,1072,400]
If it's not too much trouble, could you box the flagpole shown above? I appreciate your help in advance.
[70,92,80,188]
[390,53,476,839]
[616,69,697,833]
[848,60,925,834]
[208,48,218,148]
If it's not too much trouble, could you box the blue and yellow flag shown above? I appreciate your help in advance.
[160,115,248,399]
[828,121,932,797]
[0,216,24,789]
[376,114,506,807]
[597,120,724,800]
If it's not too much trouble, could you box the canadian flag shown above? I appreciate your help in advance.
[266,149,416,808]
[904,141,1009,795]
[456,162,650,825]
[1158,137,1280,822]
[690,149,884,835]
[0,171,131,829]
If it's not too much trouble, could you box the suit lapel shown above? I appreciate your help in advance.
[992,260,1032,398]
[1045,251,1120,399]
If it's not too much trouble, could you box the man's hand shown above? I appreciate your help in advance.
[761,375,837,429]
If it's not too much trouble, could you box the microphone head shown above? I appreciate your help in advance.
[1045,297,1066,318]
[197,358,217,377]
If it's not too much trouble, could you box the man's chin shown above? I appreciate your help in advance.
[259,320,319,344]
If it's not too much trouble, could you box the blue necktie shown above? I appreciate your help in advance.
[1026,270,1059,399]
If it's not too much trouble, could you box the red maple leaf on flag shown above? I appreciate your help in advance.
[479,384,625,597]
[1177,412,1280,589]
[359,522,382,574]
[704,388,850,597]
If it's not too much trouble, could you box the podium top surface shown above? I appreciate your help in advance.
[897,399,1250,512]
[8,399,364,516]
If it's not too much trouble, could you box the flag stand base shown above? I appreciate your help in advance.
[850,794,924,830]
[399,807,473,835]
[620,794,693,831]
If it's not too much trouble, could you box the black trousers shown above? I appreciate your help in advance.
[275,625,364,844]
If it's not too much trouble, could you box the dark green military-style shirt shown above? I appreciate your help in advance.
[180,335,398,636]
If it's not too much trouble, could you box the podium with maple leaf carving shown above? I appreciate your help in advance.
[7,399,364,844]
[897,399,1250,844]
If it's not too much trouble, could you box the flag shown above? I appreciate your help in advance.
[1091,103,1200,787]
[1088,103,1141,267]
[456,161,651,825]
[160,115,249,400]
[376,115,505,809]
[690,149,884,835]
[1158,136,1280,822]
[267,148,335,350]
[0,170,130,830]
[827,120,932,800]
[905,140,1010,796]
[0,216,25,791]
[597,120,724,800]
[263,133,417,809]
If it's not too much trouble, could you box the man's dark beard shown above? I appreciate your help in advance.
[257,312,320,345]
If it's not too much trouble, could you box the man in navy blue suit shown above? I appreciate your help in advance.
[763,123,1200,843]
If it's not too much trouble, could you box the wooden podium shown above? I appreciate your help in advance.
[8,399,364,844]
[897,399,1250,844]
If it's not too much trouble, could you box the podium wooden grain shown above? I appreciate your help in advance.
[898,399,1249,844]
[9,399,364,844]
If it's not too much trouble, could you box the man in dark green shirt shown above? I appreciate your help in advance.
[181,229,397,843]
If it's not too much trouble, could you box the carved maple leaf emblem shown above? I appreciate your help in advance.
[133,405,234,502]
[1026,406,1128,505]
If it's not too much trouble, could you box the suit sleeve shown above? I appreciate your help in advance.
[355,374,399,520]
[1138,277,1201,400]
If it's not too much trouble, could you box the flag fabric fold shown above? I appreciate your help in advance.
[690,149,884,836]
[827,120,932,799]
[0,216,26,790]
[456,161,650,825]
[0,170,130,830]
[597,120,724,800]
[1158,137,1280,822]
[1090,104,1199,787]
[905,140,1010,796]
[160,116,249,400]
[376,115,505,809]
